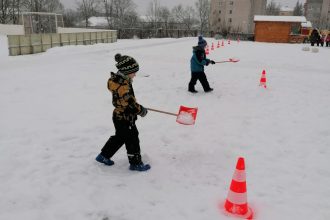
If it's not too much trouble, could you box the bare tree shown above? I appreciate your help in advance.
[103,0,114,28]
[158,6,170,35]
[171,4,197,30]
[21,0,63,12]
[171,4,184,23]
[266,1,280,15]
[77,0,98,27]
[63,9,80,27]
[9,0,21,24]
[0,0,11,23]
[113,0,137,28]
[146,0,161,24]
[194,0,210,35]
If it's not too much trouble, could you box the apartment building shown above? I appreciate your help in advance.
[209,0,266,34]
[305,0,330,28]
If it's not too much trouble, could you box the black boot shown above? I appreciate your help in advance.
[204,88,214,92]
[188,85,198,93]
[128,154,151,171]
[188,88,198,93]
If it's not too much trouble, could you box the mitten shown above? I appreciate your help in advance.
[210,60,216,64]
[139,106,148,117]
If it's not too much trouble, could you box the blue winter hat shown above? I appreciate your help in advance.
[198,36,207,47]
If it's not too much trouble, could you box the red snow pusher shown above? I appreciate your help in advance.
[147,106,198,125]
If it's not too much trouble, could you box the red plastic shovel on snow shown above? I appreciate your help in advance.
[147,106,198,125]
[215,58,240,63]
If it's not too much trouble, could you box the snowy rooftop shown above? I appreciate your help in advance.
[301,21,312,27]
[88,16,108,26]
[254,15,307,23]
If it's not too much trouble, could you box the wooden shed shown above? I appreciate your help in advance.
[254,16,307,43]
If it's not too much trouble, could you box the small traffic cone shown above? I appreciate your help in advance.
[228,38,231,44]
[217,41,220,48]
[237,37,240,43]
[259,70,267,88]
[205,45,209,55]
[221,40,224,46]
[211,42,214,50]
[224,157,253,219]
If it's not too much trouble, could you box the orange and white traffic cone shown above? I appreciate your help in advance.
[224,157,253,219]
[217,41,220,48]
[259,70,267,88]
[205,45,209,55]
[228,38,231,44]
[221,40,224,47]
[211,42,214,50]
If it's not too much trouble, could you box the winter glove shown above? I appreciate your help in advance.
[210,60,215,64]
[139,106,148,117]
[205,60,210,66]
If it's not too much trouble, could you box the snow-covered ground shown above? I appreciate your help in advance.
[1,36,330,220]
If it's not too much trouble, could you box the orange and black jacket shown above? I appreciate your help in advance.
[107,72,143,122]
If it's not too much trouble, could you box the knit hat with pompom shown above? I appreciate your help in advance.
[114,53,139,75]
[197,36,207,48]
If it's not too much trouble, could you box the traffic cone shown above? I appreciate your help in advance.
[228,38,231,44]
[211,42,214,50]
[237,37,240,43]
[259,70,267,88]
[221,40,224,46]
[205,45,209,55]
[217,41,220,48]
[224,157,253,219]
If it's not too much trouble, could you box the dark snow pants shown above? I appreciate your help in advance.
[101,118,142,165]
[188,71,211,91]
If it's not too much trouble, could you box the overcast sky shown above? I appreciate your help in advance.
[60,0,305,14]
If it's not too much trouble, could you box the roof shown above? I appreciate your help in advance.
[254,15,307,23]
[301,21,312,28]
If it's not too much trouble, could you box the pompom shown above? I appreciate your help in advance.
[115,53,122,62]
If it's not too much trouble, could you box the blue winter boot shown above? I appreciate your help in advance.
[95,154,114,166]
[129,163,151,171]
[128,154,151,171]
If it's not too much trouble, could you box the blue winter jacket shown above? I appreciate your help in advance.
[190,46,210,72]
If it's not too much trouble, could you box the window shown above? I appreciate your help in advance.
[229,1,234,5]
[229,10,232,14]
[218,18,221,22]
[229,18,232,22]
[219,10,221,14]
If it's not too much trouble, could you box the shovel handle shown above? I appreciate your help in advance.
[215,59,240,63]
[146,108,178,116]
[215,61,231,63]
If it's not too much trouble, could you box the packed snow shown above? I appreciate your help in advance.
[1,35,330,220]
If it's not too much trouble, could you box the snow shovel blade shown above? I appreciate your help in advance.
[176,106,198,125]
[228,58,240,62]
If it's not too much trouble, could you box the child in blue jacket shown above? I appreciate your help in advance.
[188,36,215,93]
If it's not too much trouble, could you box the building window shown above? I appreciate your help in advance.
[218,18,221,22]
[229,18,232,22]
[229,10,232,14]
[229,1,234,5]
[219,10,221,14]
